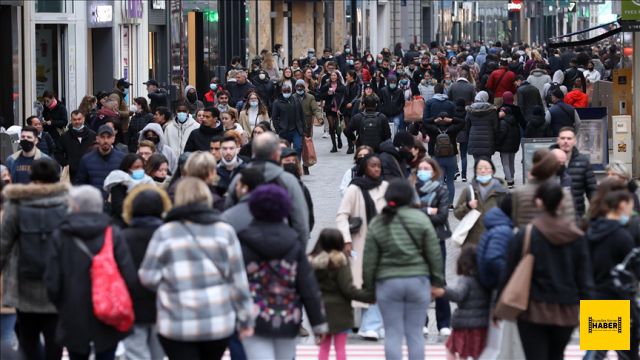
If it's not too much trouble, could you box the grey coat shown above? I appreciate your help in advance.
[222,195,253,234]
[445,275,491,329]
[0,182,69,312]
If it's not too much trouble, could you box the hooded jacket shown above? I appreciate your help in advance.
[527,69,552,102]
[0,182,69,313]
[127,111,154,152]
[379,86,405,117]
[496,108,521,153]
[447,78,476,105]
[465,102,498,156]
[444,275,491,329]
[477,207,514,289]
[238,221,327,337]
[44,212,137,353]
[378,140,409,181]
[184,85,204,114]
[164,114,200,157]
[564,89,589,108]
[182,120,225,153]
[585,218,637,299]
[139,123,178,172]
[516,82,544,117]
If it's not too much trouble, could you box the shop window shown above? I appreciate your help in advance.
[35,24,60,100]
[36,0,65,13]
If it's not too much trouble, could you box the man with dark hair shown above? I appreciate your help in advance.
[183,107,224,152]
[74,125,126,196]
[26,115,57,157]
[227,71,255,110]
[378,130,414,180]
[222,167,265,233]
[56,110,96,181]
[447,69,476,105]
[6,126,52,184]
[144,79,169,112]
[209,135,223,163]
[153,106,172,130]
[216,135,245,194]
[271,83,305,157]
[344,95,391,152]
[547,88,581,137]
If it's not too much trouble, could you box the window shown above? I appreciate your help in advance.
[36,0,65,13]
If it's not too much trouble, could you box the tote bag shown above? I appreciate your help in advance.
[451,185,481,246]
[302,136,317,167]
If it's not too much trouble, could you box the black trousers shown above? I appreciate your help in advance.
[517,320,574,360]
[15,311,62,360]
[159,335,230,360]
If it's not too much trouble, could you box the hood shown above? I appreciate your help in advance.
[240,220,299,258]
[138,122,167,150]
[3,182,69,201]
[552,70,564,84]
[309,250,348,270]
[530,69,547,77]
[479,46,487,54]
[531,212,584,246]
[586,218,624,243]
[59,212,111,240]
[172,115,199,129]
[165,204,221,224]
[483,207,513,229]
[103,169,155,192]
[379,139,400,158]
[122,184,171,225]
[433,93,448,101]
[466,102,496,114]
[184,85,198,98]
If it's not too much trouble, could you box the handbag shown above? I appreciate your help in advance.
[478,318,526,360]
[403,96,425,122]
[450,185,482,246]
[494,224,534,321]
[348,217,363,234]
[73,227,135,332]
[301,136,317,167]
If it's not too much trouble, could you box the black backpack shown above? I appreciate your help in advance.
[17,203,67,280]
[434,129,455,157]
[358,112,383,149]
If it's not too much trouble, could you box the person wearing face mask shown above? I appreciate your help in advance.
[378,131,414,181]
[144,153,171,188]
[103,153,156,224]
[41,90,69,141]
[280,147,315,231]
[203,77,222,107]
[138,123,179,174]
[164,102,200,157]
[379,76,405,136]
[184,85,204,115]
[239,91,271,136]
[57,110,97,181]
[127,97,154,152]
[5,126,52,184]
[252,72,275,112]
[336,44,352,74]
[294,80,323,174]
[272,83,306,157]
[112,78,132,130]
[25,116,56,157]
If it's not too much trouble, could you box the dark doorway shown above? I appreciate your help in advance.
[91,27,114,95]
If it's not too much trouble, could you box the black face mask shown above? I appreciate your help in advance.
[20,139,35,153]
[399,148,413,161]
[152,176,166,183]
[283,163,299,179]
[187,93,197,102]
[146,136,160,145]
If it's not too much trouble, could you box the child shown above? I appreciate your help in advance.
[309,229,372,360]
[433,245,490,360]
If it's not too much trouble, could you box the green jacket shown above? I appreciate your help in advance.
[362,207,445,296]
[298,92,322,137]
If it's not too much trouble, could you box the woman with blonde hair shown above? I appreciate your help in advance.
[78,95,97,119]
[262,52,280,81]
[303,68,318,96]
[239,91,270,135]
[183,151,225,211]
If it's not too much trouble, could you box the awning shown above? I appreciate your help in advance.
[548,19,621,48]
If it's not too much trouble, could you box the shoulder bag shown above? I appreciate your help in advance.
[450,185,482,246]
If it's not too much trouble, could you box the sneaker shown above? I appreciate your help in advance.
[357,330,379,341]
[454,171,460,180]
[299,326,310,337]
[423,327,430,336]
[507,181,515,189]
[439,327,452,336]
[322,132,329,138]
[462,177,467,182]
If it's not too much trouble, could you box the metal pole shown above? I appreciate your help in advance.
[351,0,357,53]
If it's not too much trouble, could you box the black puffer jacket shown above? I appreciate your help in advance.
[465,102,498,157]
[496,109,521,153]
[127,112,154,152]
[524,112,550,138]
[549,145,597,217]
[445,275,491,329]
[379,87,405,118]
[516,82,544,117]
[378,140,409,181]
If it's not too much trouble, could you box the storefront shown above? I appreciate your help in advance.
[0,0,23,128]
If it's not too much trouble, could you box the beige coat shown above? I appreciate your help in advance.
[336,181,388,307]
[238,109,270,138]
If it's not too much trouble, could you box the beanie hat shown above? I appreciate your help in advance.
[502,91,514,105]
[249,184,292,222]
[393,131,415,148]
[295,79,306,88]
[475,91,489,103]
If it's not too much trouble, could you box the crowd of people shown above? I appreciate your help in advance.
[0,38,638,360]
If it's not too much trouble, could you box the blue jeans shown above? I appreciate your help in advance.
[390,114,405,135]
[360,304,384,335]
[0,314,17,360]
[228,331,247,360]
[436,155,456,205]
[459,142,468,179]
[425,241,451,330]
[279,129,302,159]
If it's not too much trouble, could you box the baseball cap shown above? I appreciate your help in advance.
[97,124,115,136]
[117,78,131,88]
[281,147,297,158]
[144,79,159,87]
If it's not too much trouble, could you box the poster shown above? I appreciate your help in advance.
[35,28,54,98]
[521,137,557,183]
[577,120,605,165]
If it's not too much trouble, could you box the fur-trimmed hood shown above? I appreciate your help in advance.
[309,250,348,270]
[2,182,69,201]
[122,184,171,225]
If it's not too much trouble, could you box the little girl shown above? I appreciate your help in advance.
[309,229,372,360]
[433,245,490,360]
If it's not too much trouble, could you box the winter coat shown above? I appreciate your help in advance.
[253,79,275,110]
[238,109,270,137]
[138,123,179,173]
[445,276,491,329]
[56,126,97,180]
[73,148,126,195]
[0,182,69,313]
[296,92,323,137]
[336,181,389,307]
[127,112,153,152]
[42,102,68,141]
[486,67,516,98]
[227,81,256,109]
[423,94,455,124]
[454,102,468,143]
[363,206,445,298]
[5,149,51,185]
[527,69,552,104]
[319,82,346,115]
[476,207,514,289]
[524,112,550,138]
[310,251,371,334]
[516,82,544,117]
[182,122,224,153]
[564,89,589,108]
[454,178,508,246]
[164,117,200,156]
[447,79,476,105]
[138,205,254,341]
[378,140,409,180]
[271,94,305,136]
[36,131,57,157]
[222,195,253,234]
[423,104,464,157]
[416,181,451,241]
[549,145,597,218]
[511,178,576,227]
[147,88,169,113]
[184,85,204,114]
[465,102,498,156]
[225,160,309,245]
[379,87,405,118]
[343,111,391,152]
[44,212,137,354]
[496,110,521,153]
[563,66,587,92]
[585,218,637,299]
[342,81,361,114]
[238,221,327,337]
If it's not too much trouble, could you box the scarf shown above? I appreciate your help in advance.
[418,180,441,207]
[350,175,382,224]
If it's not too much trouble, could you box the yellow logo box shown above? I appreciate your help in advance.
[580,300,630,350]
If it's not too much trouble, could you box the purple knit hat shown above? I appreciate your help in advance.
[248,184,292,222]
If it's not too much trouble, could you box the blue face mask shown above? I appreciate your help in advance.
[389,83,397,90]
[131,169,145,180]
[210,84,217,91]
[476,174,493,184]
[619,214,630,226]
[400,79,409,86]
[177,112,188,123]
[417,170,433,182]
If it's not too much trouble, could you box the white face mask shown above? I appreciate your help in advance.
[259,74,266,80]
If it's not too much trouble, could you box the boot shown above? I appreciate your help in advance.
[337,133,343,149]
[330,132,338,153]
[346,143,354,154]
[303,165,310,175]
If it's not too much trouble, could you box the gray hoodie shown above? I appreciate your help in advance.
[138,123,179,173]
[184,85,204,115]
[526,68,552,102]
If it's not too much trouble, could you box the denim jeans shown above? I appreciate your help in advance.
[0,314,17,360]
[459,142,468,179]
[500,152,516,183]
[360,304,384,335]
[377,276,431,360]
[436,155,457,204]
[425,241,451,330]
[279,129,302,159]
[242,336,297,360]
[123,324,164,360]
[390,114,405,135]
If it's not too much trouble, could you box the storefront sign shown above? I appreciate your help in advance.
[88,2,114,28]
[622,0,640,21]
[508,0,522,12]
[621,20,640,32]
[126,0,143,19]
[152,0,165,10]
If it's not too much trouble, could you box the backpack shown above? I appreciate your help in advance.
[358,112,383,149]
[434,129,455,157]
[74,226,135,332]
[545,82,561,106]
[18,203,67,280]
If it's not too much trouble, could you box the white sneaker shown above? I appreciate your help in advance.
[439,327,452,336]
[423,326,430,335]
[322,132,329,138]
[357,330,380,340]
